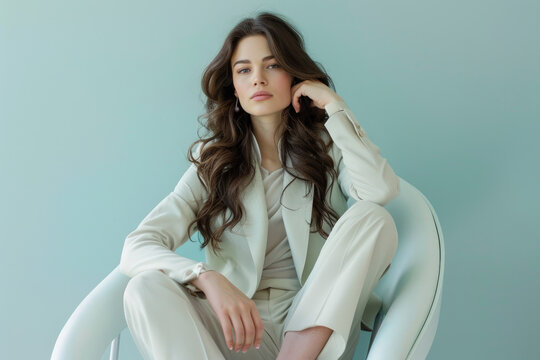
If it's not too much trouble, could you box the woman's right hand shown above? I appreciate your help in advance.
[190,271,264,353]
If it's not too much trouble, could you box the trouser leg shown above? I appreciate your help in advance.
[123,269,225,360]
[337,287,374,360]
[281,199,398,360]
[123,270,282,360]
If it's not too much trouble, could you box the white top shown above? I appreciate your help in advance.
[250,131,302,292]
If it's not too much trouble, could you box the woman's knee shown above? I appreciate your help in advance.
[124,269,180,305]
[346,200,396,228]
[347,200,398,252]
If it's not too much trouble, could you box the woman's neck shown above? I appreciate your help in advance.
[251,115,283,162]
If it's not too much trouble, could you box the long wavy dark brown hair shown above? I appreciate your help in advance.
[186,11,341,254]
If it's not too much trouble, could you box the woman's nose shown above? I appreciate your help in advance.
[251,68,267,85]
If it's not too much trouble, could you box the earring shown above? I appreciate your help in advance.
[235,97,240,112]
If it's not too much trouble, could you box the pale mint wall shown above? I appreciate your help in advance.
[1,1,538,359]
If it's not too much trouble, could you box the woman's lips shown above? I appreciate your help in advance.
[252,95,273,101]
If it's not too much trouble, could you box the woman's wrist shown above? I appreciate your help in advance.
[190,270,218,293]
[324,95,345,108]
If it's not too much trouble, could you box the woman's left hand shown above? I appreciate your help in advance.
[290,79,344,113]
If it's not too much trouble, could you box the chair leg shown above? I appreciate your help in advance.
[367,309,383,356]
[109,334,121,360]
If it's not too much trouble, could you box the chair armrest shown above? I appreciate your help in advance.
[51,266,129,360]
[367,179,445,360]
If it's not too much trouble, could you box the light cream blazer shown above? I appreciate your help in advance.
[119,100,401,331]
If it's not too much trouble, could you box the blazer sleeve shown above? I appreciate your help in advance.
[324,100,400,206]
[119,143,210,291]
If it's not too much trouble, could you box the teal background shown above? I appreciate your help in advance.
[1,0,538,359]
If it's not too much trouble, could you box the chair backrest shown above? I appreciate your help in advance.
[367,178,445,360]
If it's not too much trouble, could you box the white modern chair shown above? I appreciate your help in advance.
[51,177,445,360]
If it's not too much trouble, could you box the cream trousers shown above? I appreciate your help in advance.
[123,200,398,359]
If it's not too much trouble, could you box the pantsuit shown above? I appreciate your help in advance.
[123,199,398,359]
[119,100,401,359]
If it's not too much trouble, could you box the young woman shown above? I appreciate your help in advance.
[119,11,400,360]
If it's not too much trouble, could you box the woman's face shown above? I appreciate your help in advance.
[231,35,293,118]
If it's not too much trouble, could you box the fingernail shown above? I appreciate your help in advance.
[256,344,260,349]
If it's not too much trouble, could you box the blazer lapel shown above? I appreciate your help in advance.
[240,166,268,284]
[281,154,314,284]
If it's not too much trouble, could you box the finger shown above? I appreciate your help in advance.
[241,310,256,352]
[219,314,235,351]
[290,82,300,96]
[230,311,245,352]
[251,307,264,350]
[291,84,302,113]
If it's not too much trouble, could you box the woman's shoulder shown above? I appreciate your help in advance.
[188,137,219,161]
[173,138,218,200]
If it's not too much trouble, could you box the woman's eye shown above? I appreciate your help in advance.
[237,64,280,74]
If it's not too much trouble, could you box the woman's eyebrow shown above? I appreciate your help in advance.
[233,55,275,68]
